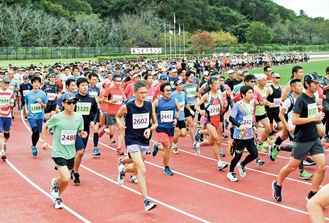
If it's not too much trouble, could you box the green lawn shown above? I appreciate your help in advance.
[249,60,329,85]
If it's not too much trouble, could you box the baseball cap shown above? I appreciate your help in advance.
[1,77,10,83]
[227,69,234,74]
[304,72,322,83]
[23,75,28,79]
[204,71,209,76]
[62,92,79,102]
[159,74,168,80]
[174,79,183,85]
[171,68,178,73]
[103,79,111,85]
[132,72,141,78]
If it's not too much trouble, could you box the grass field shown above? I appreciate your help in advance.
[249,60,329,85]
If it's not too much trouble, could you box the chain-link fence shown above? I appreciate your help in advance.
[1,45,329,60]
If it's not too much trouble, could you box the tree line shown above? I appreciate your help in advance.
[0,0,328,49]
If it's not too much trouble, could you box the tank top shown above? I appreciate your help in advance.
[125,99,152,146]
[156,97,176,136]
[266,84,282,111]
[205,92,221,125]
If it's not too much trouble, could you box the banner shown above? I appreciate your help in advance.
[131,48,162,54]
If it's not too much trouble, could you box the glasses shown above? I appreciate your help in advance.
[164,89,172,92]
[274,77,280,79]
[65,101,77,105]
[249,80,256,83]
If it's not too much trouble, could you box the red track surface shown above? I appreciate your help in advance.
[2,109,329,222]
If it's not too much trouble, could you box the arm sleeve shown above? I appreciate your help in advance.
[229,116,241,127]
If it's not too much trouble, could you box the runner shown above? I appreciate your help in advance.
[72,77,99,185]
[272,73,326,202]
[24,76,48,156]
[152,82,180,175]
[19,75,32,120]
[227,85,258,182]
[116,80,158,211]
[41,92,86,209]
[0,77,15,159]
[194,76,228,171]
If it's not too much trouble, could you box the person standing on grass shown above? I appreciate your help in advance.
[116,80,158,211]
[41,92,86,209]
[272,73,326,202]
[25,76,48,157]
[227,85,258,182]
[0,77,15,160]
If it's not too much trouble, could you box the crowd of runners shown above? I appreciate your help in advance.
[0,56,327,221]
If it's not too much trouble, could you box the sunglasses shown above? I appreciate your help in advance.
[249,80,256,83]
[65,101,77,105]
[274,77,280,79]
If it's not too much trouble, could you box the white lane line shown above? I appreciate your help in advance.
[19,111,210,222]
[96,140,329,219]
[82,165,211,223]
[5,159,91,223]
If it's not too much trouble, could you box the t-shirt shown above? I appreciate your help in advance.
[25,90,48,119]
[103,86,125,115]
[0,88,14,117]
[183,83,198,106]
[293,93,320,143]
[171,91,188,121]
[230,101,255,140]
[47,112,84,159]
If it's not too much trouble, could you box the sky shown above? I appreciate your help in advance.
[273,0,329,19]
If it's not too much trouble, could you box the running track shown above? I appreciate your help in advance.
[1,109,329,223]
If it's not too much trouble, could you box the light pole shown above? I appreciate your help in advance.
[169,30,173,59]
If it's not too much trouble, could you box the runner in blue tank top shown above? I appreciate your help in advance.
[152,82,180,176]
[116,80,158,212]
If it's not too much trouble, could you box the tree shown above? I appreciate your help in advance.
[210,31,238,47]
[246,21,273,50]
[190,31,215,53]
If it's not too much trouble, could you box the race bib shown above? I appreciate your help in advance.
[0,95,10,105]
[132,113,149,129]
[179,101,185,111]
[112,94,123,105]
[30,103,42,113]
[89,91,98,98]
[185,88,196,98]
[60,130,77,145]
[23,90,30,96]
[160,110,173,122]
[273,98,281,107]
[76,102,91,115]
[145,95,153,102]
[242,115,253,128]
[308,103,317,117]
[47,93,57,100]
[208,104,220,116]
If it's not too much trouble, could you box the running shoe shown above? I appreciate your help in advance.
[222,133,228,139]
[197,121,201,128]
[193,141,201,156]
[92,147,101,156]
[172,147,179,154]
[1,150,6,160]
[130,175,138,184]
[194,128,201,142]
[272,181,282,202]
[144,199,157,211]
[257,143,267,153]
[217,162,228,171]
[306,191,317,201]
[255,158,265,166]
[50,178,60,199]
[54,198,64,209]
[118,157,123,166]
[152,143,158,157]
[227,172,238,182]
[237,163,246,178]
[219,149,225,157]
[163,166,174,176]
[267,135,275,144]
[31,146,38,157]
[109,138,116,144]
[117,163,125,185]
[300,170,313,180]
[267,144,279,161]
[72,172,80,185]
[303,157,315,166]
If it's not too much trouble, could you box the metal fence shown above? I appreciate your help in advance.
[1,45,329,60]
